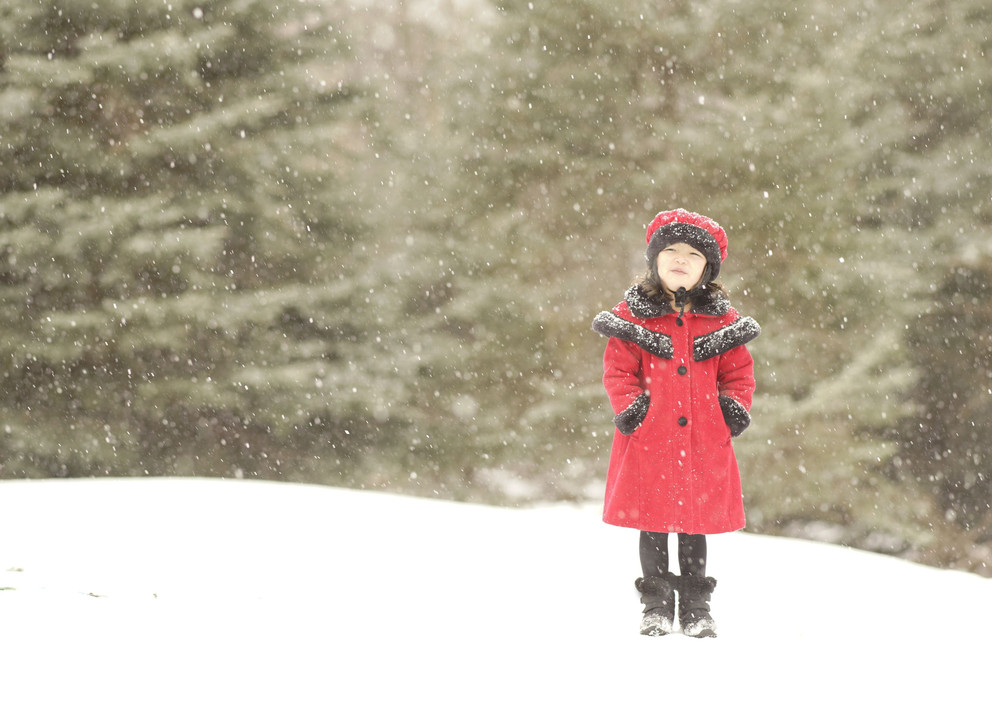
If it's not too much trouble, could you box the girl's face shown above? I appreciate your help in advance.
[656,242,707,293]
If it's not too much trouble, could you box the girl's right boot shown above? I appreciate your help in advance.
[635,572,678,636]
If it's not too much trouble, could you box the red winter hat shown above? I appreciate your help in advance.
[645,209,729,280]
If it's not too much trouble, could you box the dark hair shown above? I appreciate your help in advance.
[636,263,728,304]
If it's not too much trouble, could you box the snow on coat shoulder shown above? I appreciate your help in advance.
[591,285,759,534]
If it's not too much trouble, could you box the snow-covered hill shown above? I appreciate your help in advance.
[0,478,988,719]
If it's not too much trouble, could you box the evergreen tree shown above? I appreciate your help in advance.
[0,0,369,480]
[646,0,925,543]
[846,0,992,562]
[384,0,723,499]
[895,260,992,531]
[4,0,992,572]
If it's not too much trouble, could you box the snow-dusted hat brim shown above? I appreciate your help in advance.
[646,222,724,279]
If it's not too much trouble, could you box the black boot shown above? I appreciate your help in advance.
[635,572,678,636]
[678,575,717,638]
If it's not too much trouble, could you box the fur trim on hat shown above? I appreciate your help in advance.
[645,209,729,280]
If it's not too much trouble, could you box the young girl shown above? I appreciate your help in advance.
[591,209,759,637]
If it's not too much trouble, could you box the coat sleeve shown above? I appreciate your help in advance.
[602,337,650,435]
[716,344,755,436]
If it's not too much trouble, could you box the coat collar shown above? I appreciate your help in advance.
[624,284,731,319]
[591,286,760,361]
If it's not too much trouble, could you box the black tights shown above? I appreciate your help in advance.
[639,531,707,578]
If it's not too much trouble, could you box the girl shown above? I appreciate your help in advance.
[591,209,759,637]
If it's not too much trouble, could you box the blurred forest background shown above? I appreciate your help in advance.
[1,0,991,575]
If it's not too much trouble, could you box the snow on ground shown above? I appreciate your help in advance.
[1,478,989,719]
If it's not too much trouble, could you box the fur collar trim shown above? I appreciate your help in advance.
[624,284,730,319]
[694,316,761,361]
[592,287,760,361]
[591,310,674,359]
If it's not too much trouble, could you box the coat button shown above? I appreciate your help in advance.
[678,365,688,375]
[678,416,688,426]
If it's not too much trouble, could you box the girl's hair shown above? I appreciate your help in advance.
[636,264,729,303]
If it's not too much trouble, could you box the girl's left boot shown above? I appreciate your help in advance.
[678,575,718,638]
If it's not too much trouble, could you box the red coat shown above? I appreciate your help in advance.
[592,285,759,534]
